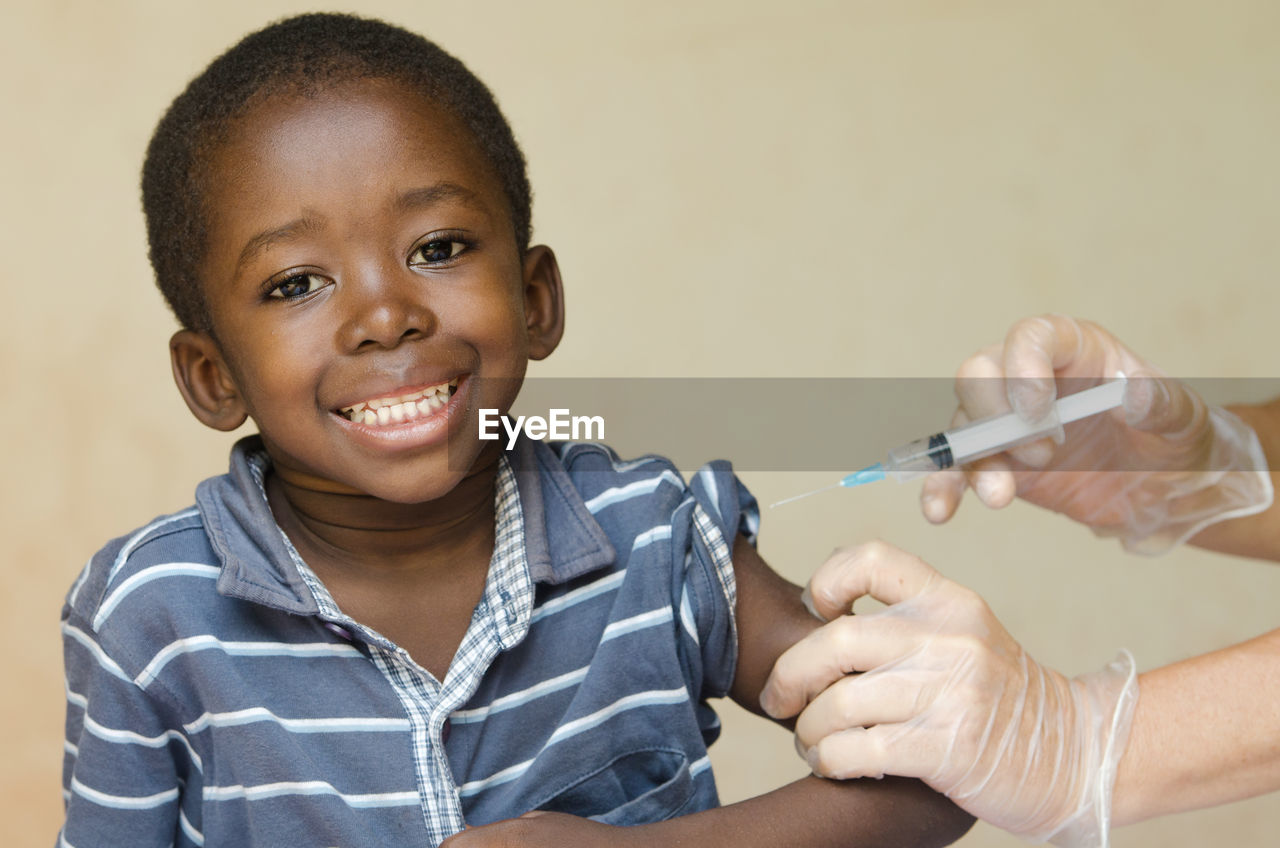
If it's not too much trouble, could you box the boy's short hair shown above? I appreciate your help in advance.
[141,12,532,332]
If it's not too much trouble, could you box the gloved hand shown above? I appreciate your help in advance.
[759,542,1139,848]
[923,314,1272,553]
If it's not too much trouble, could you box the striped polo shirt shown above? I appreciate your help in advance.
[60,435,757,847]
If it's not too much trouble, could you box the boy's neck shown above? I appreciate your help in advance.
[263,450,500,578]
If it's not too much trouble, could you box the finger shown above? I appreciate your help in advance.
[963,455,1017,509]
[920,470,966,524]
[762,543,944,718]
[793,666,934,750]
[804,723,937,782]
[920,407,975,524]
[954,348,1011,421]
[760,608,932,719]
[1122,370,1204,438]
[1003,314,1083,421]
[805,540,942,621]
[1007,435,1056,468]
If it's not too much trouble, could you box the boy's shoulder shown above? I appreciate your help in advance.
[550,441,684,488]
[537,441,701,524]
[63,505,218,637]
[534,440,755,557]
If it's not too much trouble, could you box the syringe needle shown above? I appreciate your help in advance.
[767,381,1126,511]
[769,483,840,509]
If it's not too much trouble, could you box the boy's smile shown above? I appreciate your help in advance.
[169,77,562,507]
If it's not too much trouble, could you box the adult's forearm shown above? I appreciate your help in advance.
[1112,627,1280,826]
[1189,399,1280,561]
[639,776,973,848]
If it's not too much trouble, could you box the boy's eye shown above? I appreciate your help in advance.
[268,273,327,299]
[411,239,467,265]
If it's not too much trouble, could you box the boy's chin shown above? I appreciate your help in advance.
[352,442,505,506]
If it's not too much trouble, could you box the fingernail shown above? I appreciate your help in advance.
[975,473,999,503]
[1011,439,1053,468]
[922,495,946,523]
[800,586,824,621]
[759,688,780,719]
[1009,377,1053,422]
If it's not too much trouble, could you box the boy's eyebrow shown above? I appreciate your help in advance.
[234,184,484,275]
[394,182,483,214]
[235,215,326,276]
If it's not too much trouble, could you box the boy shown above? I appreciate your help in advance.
[60,13,970,847]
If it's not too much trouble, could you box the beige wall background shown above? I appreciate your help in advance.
[4,1,1279,845]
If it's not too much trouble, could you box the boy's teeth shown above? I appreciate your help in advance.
[341,379,454,424]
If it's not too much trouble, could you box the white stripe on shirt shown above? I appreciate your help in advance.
[697,467,723,524]
[65,684,88,709]
[453,607,674,724]
[183,707,409,735]
[136,637,362,688]
[95,563,221,629]
[179,808,205,846]
[679,587,700,646]
[609,455,668,472]
[82,715,205,773]
[62,623,132,684]
[583,471,683,513]
[547,686,688,746]
[600,607,673,641]
[202,780,420,808]
[67,557,93,608]
[528,571,624,624]
[450,666,590,724]
[71,776,179,810]
[458,686,691,797]
[630,525,672,553]
[106,508,200,587]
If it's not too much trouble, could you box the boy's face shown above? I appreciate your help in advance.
[172,78,561,504]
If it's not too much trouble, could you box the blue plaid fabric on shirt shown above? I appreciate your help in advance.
[59,434,758,847]
[288,452,531,843]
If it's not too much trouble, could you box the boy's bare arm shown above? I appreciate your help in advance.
[443,537,973,848]
[688,535,975,847]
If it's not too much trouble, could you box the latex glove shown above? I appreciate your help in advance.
[923,314,1271,553]
[760,542,1138,848]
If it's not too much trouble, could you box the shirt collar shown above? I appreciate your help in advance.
[196,436,319,614]
[507,435,616,585]
[198,436,616,613]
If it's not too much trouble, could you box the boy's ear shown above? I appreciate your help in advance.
[521,245,565,361]
[169,330,248,431]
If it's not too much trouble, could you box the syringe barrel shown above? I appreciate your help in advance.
[886,433,955,481]
[943,406,1062,466]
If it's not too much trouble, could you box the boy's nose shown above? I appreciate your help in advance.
[338,265,435,351]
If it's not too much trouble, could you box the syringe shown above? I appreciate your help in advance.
[770,379,1126,508]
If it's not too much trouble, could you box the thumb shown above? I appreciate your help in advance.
[1122,371,1202,436]
[805,723,934,782]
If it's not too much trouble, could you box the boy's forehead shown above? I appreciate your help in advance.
[202,78,501,228]
[220,79,499,194]
[200,78,512,257]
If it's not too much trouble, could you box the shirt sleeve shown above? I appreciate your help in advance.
[670,460,759,740]
[60,609,194,847]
